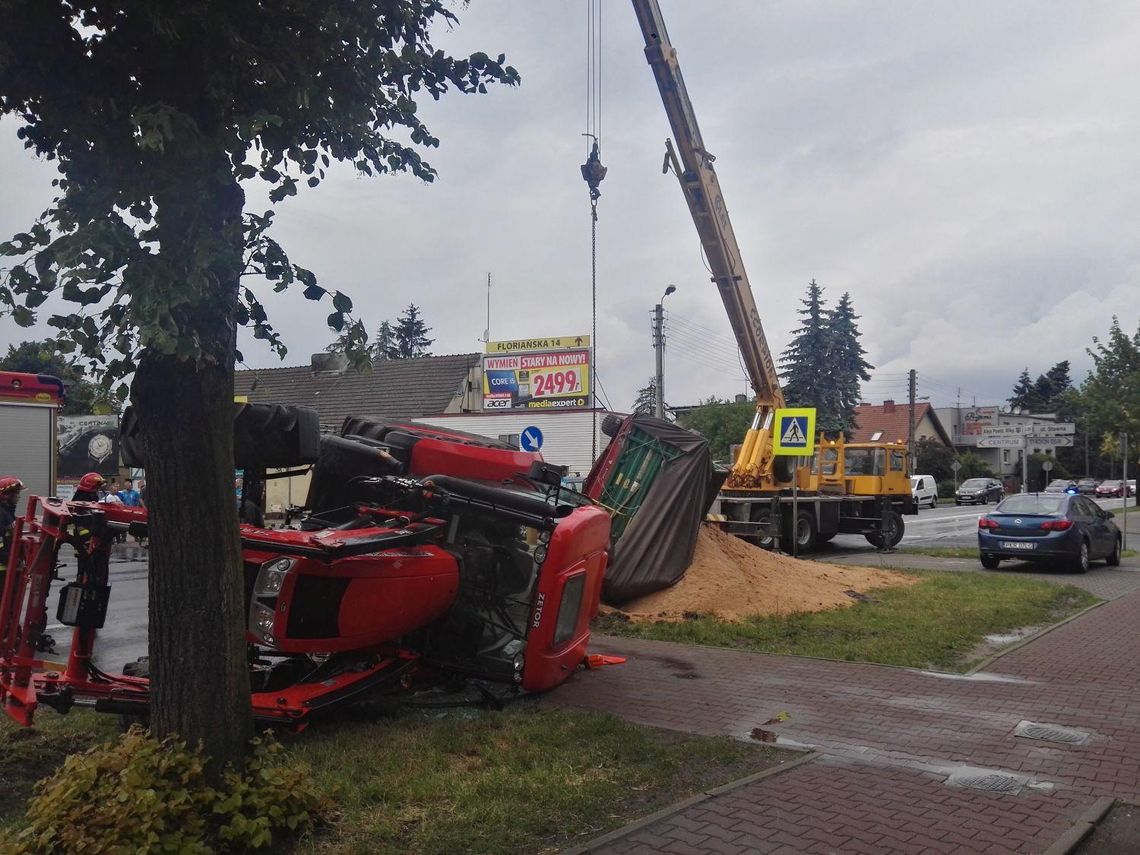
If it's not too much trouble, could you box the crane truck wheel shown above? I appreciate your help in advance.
[784,511,817,553]
[748,506,777,550]
[864,509,904,549]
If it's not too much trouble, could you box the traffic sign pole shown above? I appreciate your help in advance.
[773,408,817,560]
[1122,432,1129,550]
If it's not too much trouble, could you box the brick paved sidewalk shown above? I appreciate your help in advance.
[554,587,1140,853]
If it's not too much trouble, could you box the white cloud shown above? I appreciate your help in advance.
[2,1,1138,415]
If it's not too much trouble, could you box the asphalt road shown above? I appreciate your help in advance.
[826,494,1137,553]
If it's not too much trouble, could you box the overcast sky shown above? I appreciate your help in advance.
[2,1,1138,413]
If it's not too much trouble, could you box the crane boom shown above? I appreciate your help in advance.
[631,0,784,409]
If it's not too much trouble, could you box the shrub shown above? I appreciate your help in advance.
[937,480,957,498]
[12,728,324,854]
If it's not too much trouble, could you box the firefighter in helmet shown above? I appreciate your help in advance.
[0,476,22,566]
[73,472,106,502]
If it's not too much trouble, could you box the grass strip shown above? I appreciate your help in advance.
[1,704,791,854]
[595,572,1098,671]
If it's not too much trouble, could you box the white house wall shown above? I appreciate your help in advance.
[415,410,617,476]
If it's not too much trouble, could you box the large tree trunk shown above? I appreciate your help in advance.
[131,161,252,771]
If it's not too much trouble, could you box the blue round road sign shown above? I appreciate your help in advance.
[520,426,544,452]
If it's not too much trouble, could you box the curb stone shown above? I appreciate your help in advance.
[1043,796,1114,855]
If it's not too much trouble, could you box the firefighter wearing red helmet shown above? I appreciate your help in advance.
[0,476,23,566]
[73,472,106,502]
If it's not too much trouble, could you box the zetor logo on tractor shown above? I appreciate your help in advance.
[0,407,620,728]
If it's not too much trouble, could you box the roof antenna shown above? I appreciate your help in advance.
[480,272,491,343]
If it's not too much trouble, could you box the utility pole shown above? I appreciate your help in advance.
[653,285,676,419]
[907,369,917,462]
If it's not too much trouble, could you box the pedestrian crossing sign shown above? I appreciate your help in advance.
[773,408,816,456]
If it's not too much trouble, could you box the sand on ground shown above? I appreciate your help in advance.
[608,524,917,623]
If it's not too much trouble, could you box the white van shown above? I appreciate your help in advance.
[911,474,937,509]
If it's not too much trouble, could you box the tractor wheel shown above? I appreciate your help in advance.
[119,403,320,469]
[865,509,904,549]
[118,658,151,733]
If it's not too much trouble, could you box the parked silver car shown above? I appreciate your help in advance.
[955,478,1004,505]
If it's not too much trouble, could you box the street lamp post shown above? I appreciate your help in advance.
[654,285,676,420]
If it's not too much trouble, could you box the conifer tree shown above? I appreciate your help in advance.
[825,292,873,434]
[779,279,830,410]
[779,281,872,435]
[1009,368,1039,411]
[633,378,658,415]
[373,321,400,361]
[393,304,435,358]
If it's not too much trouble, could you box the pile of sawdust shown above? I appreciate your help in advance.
[610,524,916,623]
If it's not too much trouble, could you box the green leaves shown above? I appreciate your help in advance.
[14,728,324,854]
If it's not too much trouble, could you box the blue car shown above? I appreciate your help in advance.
[978,493,1121,573]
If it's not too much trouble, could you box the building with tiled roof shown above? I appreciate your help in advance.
[849,400,953,447]
[234,353,482,430]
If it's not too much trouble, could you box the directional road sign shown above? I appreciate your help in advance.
[1028,436,1073,447]
[773,408,816,456]
[520,426,544,452]
[981,422,1075,437]
[977,436,1026,448]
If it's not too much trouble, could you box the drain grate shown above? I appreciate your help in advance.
[945,768,1026,794]
[1014,720,1089,745]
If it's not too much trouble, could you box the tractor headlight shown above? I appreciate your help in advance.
[533,545,547,565]
[513,652,525,682]
[249,602,277,646]
[254,557,295,596]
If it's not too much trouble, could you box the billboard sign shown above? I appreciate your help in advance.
[960,406,998,436]
[58,414,120,480]
[482,336,591,411]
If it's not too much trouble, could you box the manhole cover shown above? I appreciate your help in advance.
[1014,720,1089,745]
[945,768,1026,794]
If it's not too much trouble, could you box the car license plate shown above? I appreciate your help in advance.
[1001,542,1036,550]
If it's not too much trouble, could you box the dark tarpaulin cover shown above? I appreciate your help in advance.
[595,415,724,605]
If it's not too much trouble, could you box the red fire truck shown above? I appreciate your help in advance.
[0,372,64,498]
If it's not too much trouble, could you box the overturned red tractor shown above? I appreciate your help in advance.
[0,409,614,727]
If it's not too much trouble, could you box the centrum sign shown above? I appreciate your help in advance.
[483,335,591,411]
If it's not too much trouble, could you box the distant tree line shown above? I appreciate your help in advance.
[327,303,435,365]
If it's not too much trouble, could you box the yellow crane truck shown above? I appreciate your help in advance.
[632,0,913,551]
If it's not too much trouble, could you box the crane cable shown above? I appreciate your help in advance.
[580,0,606,462]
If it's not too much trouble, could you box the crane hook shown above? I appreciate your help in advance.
[580,138,607,203]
